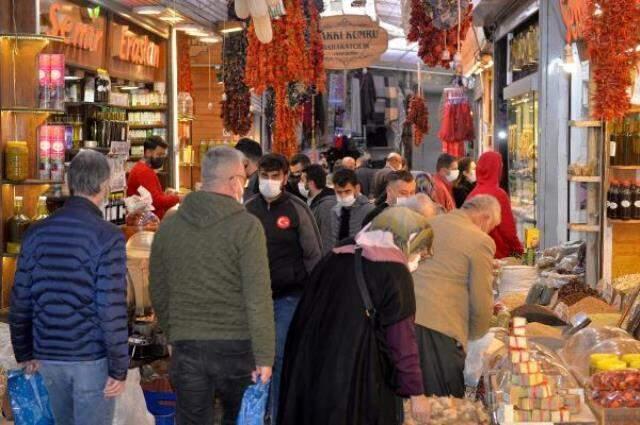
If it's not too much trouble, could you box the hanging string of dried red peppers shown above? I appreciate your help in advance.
[221,31,252,136]
[585,0,640,120]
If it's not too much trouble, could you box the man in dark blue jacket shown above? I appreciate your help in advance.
[10,150,128,425]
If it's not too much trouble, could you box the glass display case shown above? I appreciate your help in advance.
[508,92,538,239]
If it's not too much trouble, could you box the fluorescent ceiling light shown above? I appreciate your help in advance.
[160,15,183,23]
[187,29,210,37]
[220,22,244,33]
[134,6,165,15]
[64,75,83,81]
[200,35,222,44]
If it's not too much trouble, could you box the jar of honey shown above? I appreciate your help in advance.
[5,140,29,181]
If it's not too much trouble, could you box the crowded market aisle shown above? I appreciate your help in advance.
[2,0,640,425]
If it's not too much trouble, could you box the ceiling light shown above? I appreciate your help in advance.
[64,75,83,81]
[219,22,244,34]
[175,23,201,32]
[160,15,183,23]
[200,35,222,44]
[133,6,165,15]
[187,29,210,37]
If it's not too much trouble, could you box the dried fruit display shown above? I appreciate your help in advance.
[406,95,430,146]
[221,31,252,136]
[592,370,640,392]
[177,33,192,94]
[585,0,640,120]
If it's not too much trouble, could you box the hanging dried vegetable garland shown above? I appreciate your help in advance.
[177,32,193,93]
[245,0,323,157]
[407,0,473,68]
[585,0,640,120]
[406,95,430,146]
[221,31,253,136]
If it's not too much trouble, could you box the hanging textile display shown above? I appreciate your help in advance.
[438,86,474,157]
[585,0,640,120]
[406,96,430,147]
[407,0,473,68]
[245,0,324,157]
[221,31,253,136]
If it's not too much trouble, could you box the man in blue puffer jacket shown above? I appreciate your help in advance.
[9,150,128,425]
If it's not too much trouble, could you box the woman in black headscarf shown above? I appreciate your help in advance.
[278,207,434,425]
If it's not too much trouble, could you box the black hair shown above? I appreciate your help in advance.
[290,153,311,168]
[387,170,415,184]
[304,164,326,189]
[235,138,263,162]
[144,135,168,153]
[259,153,289,173]
[455,157,474,185]
[436,153,457,171]
[332,168,359,188]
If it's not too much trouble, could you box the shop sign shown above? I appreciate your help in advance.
[320,15,388,70]
[45,2,104,52]
[110,23,161,68]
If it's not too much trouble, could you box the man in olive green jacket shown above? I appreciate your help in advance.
[150,146,275,425]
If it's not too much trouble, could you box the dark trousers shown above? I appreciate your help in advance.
[170,340,254,425]
[415,325,466,398]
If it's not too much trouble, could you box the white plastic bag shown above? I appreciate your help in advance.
[113,368,154,425]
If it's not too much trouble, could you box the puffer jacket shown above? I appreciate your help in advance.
[9,197,128,380]
[468,151,524,259]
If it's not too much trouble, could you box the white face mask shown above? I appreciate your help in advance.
[233,178,244,204]
[396,196,410,206]
[447,169,460,182]
[259,178,282,199]
[466,171,477,183]
[336,194,356,208]
[408,254,421,272]
[298,181,309,198]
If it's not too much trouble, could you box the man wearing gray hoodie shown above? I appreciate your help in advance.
[150,146,275,425]
[330,168,375,248]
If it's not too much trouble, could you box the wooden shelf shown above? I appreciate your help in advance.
[127,105,167,111]
[568,176,602,183]
[609,219,640,224]
[2,253,18,258]
[610,165,640,170]
[178,115,195,122]
[569,120,602,128]
[1,179,57,185]
[569,223,601,233]
[128,123,166,130]
[0,107,64,114]
[180,163,201,168]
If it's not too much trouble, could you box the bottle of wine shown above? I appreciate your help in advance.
[7,196,32,254]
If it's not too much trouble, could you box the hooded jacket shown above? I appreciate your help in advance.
[309,187,337,256]
[150,191,275,366]
[330,194,375,248]
[468,151,524,259]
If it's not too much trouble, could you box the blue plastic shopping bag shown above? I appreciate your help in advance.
[237,380,270,425]
[7,369,55,425]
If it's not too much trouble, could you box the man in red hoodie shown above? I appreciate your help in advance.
[127,136,181,219]
[432,154,458,212]
[468,151,524,259]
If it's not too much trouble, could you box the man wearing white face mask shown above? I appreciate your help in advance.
[245,153,322,424]
[330,169,374,249]
[432,153,458,212]
[362,170,416,227]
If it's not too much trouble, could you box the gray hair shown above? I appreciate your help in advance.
[403,193,437,219]
[68,150,111,196]
[461,195,502,228]
[201,146,244,187]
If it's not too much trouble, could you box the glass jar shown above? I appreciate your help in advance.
[5,140,29,181]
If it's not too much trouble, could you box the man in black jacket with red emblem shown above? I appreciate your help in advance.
[245,153,322,424]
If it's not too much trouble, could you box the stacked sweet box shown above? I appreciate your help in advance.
[507,317,581,423]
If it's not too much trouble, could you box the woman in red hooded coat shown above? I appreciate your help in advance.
[468,151,524,259]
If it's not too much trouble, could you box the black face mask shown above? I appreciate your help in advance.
[289,174,301,184]
[149,157,165,170]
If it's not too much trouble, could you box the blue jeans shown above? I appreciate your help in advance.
[39,358,115,425]
[270,295,300,425]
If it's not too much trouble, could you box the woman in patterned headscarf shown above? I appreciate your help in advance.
[278,207,433,425]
